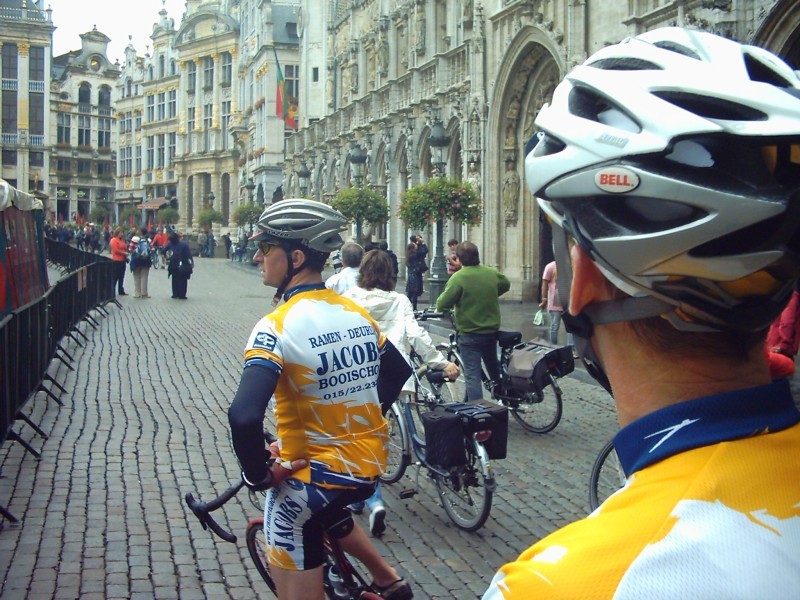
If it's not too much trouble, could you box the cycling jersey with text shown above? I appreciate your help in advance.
[244,287,389,488]
[484,380,800,599]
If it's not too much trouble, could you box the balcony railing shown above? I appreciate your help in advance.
[2,133,17,145]
[30,135,44,146]
[0,6,52,22]
[78,103,92,114]
[2,79,18,91]
[29,80,45,92]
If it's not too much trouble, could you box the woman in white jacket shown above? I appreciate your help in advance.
[345,249,460,536]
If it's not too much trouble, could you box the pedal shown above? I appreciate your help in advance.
[399,488,417,499]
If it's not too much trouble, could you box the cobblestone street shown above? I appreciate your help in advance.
[0,257,618,599]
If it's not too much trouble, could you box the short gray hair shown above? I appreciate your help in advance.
[341,242,364,268]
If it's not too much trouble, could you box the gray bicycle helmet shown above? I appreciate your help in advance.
[527,27,800,337]
[250,198,348,253]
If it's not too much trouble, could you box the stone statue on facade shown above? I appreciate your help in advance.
[467,161,482,198]
[503,162,520,221]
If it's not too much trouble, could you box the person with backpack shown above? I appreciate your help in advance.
[129,233,153,298]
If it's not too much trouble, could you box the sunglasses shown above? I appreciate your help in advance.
[258,241,280,256]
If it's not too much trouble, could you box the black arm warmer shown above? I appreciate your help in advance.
[377,339,413,414]
[228,364,280,483]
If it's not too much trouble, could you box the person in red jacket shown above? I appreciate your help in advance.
[109,227,129,296]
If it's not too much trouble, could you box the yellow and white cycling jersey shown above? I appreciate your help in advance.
[244,284,389,487]
[485,380,800,599]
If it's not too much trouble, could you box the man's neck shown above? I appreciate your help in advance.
[596,323,772,427]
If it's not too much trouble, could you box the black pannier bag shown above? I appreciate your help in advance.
[444,401,509,461]
[422,406,466,469]
[506,340,574,393]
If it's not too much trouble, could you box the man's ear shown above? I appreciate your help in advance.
[291,249,306,269]
[569,245,613,316]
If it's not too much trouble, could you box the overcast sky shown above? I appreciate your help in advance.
[50,0,187,64]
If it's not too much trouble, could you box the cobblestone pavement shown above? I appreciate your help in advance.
[0,257,619,599]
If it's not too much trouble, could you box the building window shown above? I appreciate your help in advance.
[77,159,91,175]
[119,147,131,176]
[57,113,71,144]
[135,145,142,173]
[2,90,17,133]
[285,64,299,131]
[29,151,44,167]
[188,61,197,93]
[170,59,177,75]
[2,150,17,166]
[78,82,91,105]
[29,92,44,135]
[29,46,45,81]
[135,113,142,130]
[159,55,165,78]
[221,101,231,150]
[168,132,176,165]
[146,94,155,122]
[157,92,166,120]
[2,43,17,79]
[168,90,177,118]
[222,52,232,86]
[77,115,91,146]
[156,133,165,168]
[77,187,90,200]
[313,67,319,83]
[147,136,155,170]
[98,162,113,178]
[98,118,111,148]
[203,56,214,89]
[187,107,195,130]
[98,86,111,107]
[56,159,71,173]
[203,103,212,151]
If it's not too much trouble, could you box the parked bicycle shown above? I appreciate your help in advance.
[382,356,501,532]
[416,310,569,433]
[588,439,625,511]
[185,477,383,599]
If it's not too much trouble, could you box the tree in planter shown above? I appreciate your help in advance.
[120,206,140,229]
[197,207,225,231]
[234,202,263,236]
[157,207,180,225]
[89,203,110,225]
[331,187,389,244]
[399,178,482,302]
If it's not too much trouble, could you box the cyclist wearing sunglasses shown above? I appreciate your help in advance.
[228,199,413,600]
[485,27,800,599]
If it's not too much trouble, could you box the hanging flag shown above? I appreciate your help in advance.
[273,48,298,130]
[147,216,154,232]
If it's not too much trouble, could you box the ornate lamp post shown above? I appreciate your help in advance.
[245,178,256,204]
[427,120,451,307]
[349,144,367,187]
[297,161,311,197]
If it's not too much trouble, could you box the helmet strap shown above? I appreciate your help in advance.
[271,245,309,306]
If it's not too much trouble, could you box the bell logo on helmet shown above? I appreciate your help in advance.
[595,167,640,193]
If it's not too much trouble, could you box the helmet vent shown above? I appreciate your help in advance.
[743,53,794,87]
[587,57,663,71]
[569,87,642,132]
[651,91,768,121]
[651,41,702,61]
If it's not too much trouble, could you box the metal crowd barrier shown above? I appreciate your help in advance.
[0,240,118,524]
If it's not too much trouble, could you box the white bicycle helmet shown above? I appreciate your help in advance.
[250,198,348,253]
[527,27,800,339]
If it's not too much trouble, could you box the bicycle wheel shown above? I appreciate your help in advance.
[245,518,277,594]
[380,404,408,485]
[509,376,563,434]
[589,439,625,511]
[434,439,493,531]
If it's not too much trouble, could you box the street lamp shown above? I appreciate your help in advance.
[296,161,311,197]
[429,120,450,177]
[349,144,367,187]
[245,177,256,203]
[427,119,451,307]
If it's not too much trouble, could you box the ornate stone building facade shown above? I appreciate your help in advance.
[50,27,120,223]
[0,0,54,206]
[286,0,800,301]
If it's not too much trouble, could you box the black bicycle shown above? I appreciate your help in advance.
[416,310,567,433]
[185,478,383,599]
[588,439,625,510]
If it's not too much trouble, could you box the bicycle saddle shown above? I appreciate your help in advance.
[498,331,522,348]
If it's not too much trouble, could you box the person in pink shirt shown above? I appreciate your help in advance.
[539,260,573,349]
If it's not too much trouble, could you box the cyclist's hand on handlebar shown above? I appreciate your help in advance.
[443,362,460,380]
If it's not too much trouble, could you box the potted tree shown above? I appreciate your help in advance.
[331,187,389,244]
[398,178,482,303]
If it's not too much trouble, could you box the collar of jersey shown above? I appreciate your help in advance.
[283,282,327,302]
[614,379,800,477]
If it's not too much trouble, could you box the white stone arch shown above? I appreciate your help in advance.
[485,26,564,298]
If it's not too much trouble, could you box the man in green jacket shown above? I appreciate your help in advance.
[436,241,511,400]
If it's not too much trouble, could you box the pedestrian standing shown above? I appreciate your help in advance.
[222,233,232,259]
[166,232,193,299]
[109,227,129,296]
[540,260,574,349]
[446,239,461,275]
